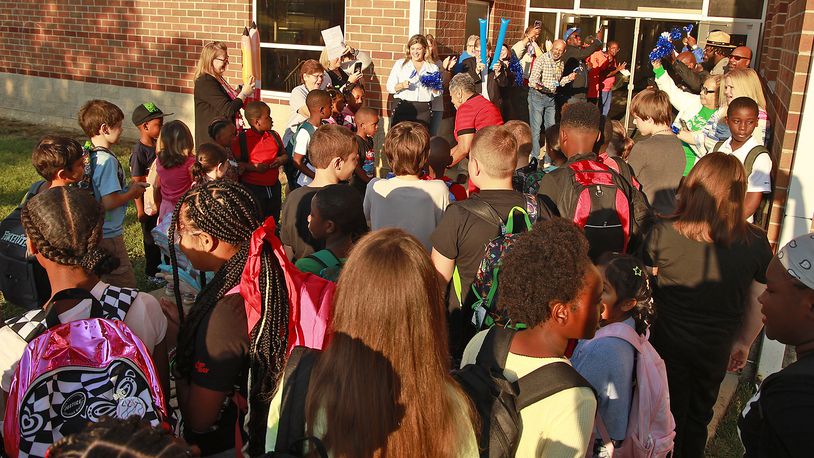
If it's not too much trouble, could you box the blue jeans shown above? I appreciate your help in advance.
[600,90,613,116]
[528,88,556,161]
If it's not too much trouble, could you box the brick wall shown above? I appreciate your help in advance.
[0,0,252,95]
[757,0,814,246]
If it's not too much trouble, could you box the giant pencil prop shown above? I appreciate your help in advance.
[491,18,510,69]
[249,22,261,99]
[241,27,254,100]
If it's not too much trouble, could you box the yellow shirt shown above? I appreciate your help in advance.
[461,330,598,458]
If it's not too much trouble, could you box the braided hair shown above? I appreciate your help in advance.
[597,253,655,335]
[167,180,289,454]
[21,186,119,276]
[48,416,189,457]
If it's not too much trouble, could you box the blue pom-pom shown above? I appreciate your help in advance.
[419,71,443,92]
[509,56,524,87]
[670,27,683,41]
[649,34,675,61]
[684,24,694,36]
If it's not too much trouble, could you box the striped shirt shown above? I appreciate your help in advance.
[528,52,570,94]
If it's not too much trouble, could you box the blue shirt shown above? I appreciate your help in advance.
[91,148,128,238]
[453,51,472,74]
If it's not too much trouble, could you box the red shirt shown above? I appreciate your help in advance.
[231,128,283,186]
[453,94,504,141]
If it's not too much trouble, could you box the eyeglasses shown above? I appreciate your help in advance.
[729,55,749,61]
[214,57,230,64]
[701,87,717,94]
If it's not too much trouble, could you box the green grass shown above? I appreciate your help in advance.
[705,380,756,457]
[0,117,150,319]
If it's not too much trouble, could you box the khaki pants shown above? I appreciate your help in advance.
[98,235,137,288]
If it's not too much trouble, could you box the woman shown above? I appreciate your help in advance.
[283,59,327,145]
[652,59,720,175]
[386,34,442,128]
[266,229,478,456]
[193,41,255,147]
[644,153,772,458]
[319,45,363,91]
[426,34,456,136]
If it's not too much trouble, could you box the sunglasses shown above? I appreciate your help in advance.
[701,87,717,94]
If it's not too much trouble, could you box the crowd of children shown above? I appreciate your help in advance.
[0,32,808,458]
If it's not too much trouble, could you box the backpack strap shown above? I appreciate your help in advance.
[593,322,644,353]
[457,196,505,229]
[516,361,594,410]
[270,131,286,158]
[4,288,107,342]
[275,346,321,453]
[474,327,515,372]
[743,145,770,178]
[20,180,46,206]
[4,308,50,343]
[305,250,341,271]
[98,285,139,321]
[238,130,249,162]
[712,140,725,153]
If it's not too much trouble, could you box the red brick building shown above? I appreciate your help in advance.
[0,0,811,248]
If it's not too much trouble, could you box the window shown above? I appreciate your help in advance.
[579,0,703,11]
[708,0,765,19]
[530,0,573,8]
[528,12,557,44]
[255,0,345,94]
[465,0,490,45]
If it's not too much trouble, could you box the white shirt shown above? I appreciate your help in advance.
[282,76,331,145]
[0,281,167,392]
[386,59,441,102]
[717,136,772,193]
[363,177,450,251]
[292,127,316,187]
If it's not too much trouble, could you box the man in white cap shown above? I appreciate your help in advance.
[559,25,604,106]
[738,232,814,458]
[702,30,735,75]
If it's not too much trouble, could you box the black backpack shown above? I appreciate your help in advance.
[453,327,594,458]
[560,158,635,261]
[0,181,51,309]
[713,141,773,227]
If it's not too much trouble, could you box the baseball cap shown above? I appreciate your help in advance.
[563,27,581,42]
[132,102,173,126]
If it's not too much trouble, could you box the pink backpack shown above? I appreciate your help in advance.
[592,323,675,458]
[3,288,168,458]
[242,217,334,354]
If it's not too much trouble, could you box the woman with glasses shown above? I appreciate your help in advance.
[282,59,329,145]
[652,58,721,175]
[193,41,256,147]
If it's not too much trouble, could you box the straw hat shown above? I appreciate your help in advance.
[705,30,735,49]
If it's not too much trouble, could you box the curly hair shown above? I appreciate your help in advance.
[48,416,189,457]
[312,184,369,242]
[167,180,289,455]
[21,186,119,276]
[596,252,655,335]
[498,218,592,327]
[560,102,601,133]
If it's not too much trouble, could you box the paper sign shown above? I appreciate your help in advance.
[321,26,346,60]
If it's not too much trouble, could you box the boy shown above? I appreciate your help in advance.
[714,96,771,222]
[423,137,467,202]
[504,120,539,193]
[32,136,86,191]
[78,99,148,288]
[431,126,548,356]
[626,88,686,215]
[460,218,600,457]
[233,101,288,223]
[130,102,170,284]
[280,124,359,261]
[290,89,332,189]
[350,107,379,197]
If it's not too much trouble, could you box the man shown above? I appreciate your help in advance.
[527,39,574,161]
[727,46,753,72]
[449,73,504,167]
[587,41,626,116]
[702,30,735,75]
[560,26,603,107]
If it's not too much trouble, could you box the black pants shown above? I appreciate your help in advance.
[140,213,161,277]
[243,181,282,224]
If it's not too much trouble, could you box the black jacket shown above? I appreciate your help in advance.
[194,74,245,147]
[460,57,511,110]
[561,40,603,94]
[669,60,710,95]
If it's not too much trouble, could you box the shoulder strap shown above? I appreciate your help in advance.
[5,308,50,343]
[238,130,248,161]
[474,327,514,372]
[516,361,594,410]
[21,180,45,206]
[305,251,340,270]
[98,285,139,320]
[712,140,725,153]
[744,145,770,177]
[593,322,643,353]
[271,131,286,157]
[276,346,320,452]
[457,196,505,228]
[523,193,539,223]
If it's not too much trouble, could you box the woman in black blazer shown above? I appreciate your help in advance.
[193,41,255,146]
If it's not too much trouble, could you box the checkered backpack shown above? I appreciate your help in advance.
[3,287,169,458]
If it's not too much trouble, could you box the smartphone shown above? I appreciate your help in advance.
[354,62,362,73]
[679,119,689,131]
[534,20,542,28]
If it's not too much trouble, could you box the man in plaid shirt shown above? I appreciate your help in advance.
[527,39,576,163]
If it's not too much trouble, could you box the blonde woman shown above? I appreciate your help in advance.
[386,34,442,127]
[193,41,255,146]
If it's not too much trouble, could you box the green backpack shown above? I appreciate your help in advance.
[304,250,344,283]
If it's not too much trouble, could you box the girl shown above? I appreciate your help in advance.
[267,228,478,456]
[162,180,290,457]
[295,184,369,280]
[644,153,772,457]
[190,143,232,184]
[0,186,168,397]
[48,417,191,458]
[571,253,655,456]
[325,88,351,128]
[156,120,196,222]
[207,117,241,179]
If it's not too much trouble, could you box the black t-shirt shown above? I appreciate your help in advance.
[280,185,324,261]
[183,292,249,455]
[645,220,772,363]
[431,190,542,309]
[130,141,156,178]
[738,352,814,458]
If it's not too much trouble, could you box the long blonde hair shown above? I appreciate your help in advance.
[305,229,476,457]
[719,67,766,111]
[194,41,227,80]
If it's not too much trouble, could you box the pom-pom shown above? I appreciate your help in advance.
[649,34,675,61]
[509,56,524,87]
[419,71,443,92]
[669,27,683,41]
[683,24,694,36]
